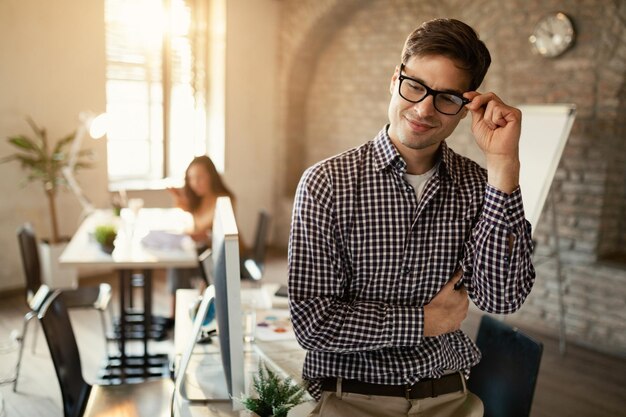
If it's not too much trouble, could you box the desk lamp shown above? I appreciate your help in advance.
[62,111,107,217]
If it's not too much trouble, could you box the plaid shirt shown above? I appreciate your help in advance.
[288,126,535,400]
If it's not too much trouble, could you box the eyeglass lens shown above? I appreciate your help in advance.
[399,77,465,115]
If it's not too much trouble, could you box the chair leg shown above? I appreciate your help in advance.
[13,311,35,393]
[30,320,39,354]
[98,310,110,357]
[105,303,119,355]
[107,303,115,336]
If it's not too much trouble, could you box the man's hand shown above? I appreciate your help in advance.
[423,270,469,337]
[464,91,522,194]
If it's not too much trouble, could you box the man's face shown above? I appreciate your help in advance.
[387,54,471,154]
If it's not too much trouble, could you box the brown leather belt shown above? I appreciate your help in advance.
[320,373,464,400]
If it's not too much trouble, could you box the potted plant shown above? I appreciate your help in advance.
[237,362,308,417]
[1,116,92,243]
[94,224,117,254]
[1,116,93,286]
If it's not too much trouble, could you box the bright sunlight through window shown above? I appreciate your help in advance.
[105,0,211,185]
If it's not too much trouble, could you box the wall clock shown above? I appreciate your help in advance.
[529,12,576,58]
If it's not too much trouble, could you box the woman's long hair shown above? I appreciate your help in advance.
[184,155,233,212]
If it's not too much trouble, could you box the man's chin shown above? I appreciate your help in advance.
[397,133,440,151]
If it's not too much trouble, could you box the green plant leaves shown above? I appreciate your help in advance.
[1,117,92,191]
[94,224,117,246]
[237,361,307,417]
[7,135,41,152]
[1,116,96,243]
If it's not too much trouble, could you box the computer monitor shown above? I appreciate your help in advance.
[173,197,245,410]
[210,196,245,404]
[174,285,219,403]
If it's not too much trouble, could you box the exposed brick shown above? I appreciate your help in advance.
[277,0,626,355]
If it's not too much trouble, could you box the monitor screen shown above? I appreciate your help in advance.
[210,196,245,404]
[174,285,223,403]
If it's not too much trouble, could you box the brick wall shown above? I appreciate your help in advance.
[275,0,626,355]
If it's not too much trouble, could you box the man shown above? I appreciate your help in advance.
[288,18,535,417]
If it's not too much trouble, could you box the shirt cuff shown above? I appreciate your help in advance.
[389,305,423,346]
[482,185,527,229]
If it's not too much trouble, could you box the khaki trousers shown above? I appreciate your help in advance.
[308,378,483,417]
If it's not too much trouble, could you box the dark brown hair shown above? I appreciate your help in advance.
[401,18,491,91]
[184,155,233,212]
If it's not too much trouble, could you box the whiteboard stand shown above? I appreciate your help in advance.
[548,185,567,355]
[516,104,576,357]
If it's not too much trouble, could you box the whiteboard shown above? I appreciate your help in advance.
[518,104,576,235]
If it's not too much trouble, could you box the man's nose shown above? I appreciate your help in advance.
[412,94,437,117]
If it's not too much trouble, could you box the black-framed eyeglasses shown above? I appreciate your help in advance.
[398,63,470,115]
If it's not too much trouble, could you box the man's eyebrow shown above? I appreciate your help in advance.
[401,71,465,96]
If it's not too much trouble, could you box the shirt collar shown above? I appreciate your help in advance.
[373,125,460,185]
[372,126,405,172]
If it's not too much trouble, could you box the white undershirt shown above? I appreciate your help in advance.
[403,163,438,202]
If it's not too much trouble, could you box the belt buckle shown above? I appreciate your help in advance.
[406,379,436,400]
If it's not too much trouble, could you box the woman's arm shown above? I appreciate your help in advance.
[167,187,190,211]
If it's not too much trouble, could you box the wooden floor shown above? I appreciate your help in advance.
[1,254,625,417]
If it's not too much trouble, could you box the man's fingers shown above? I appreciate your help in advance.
[452,268,463,279]
[466,91,514,131]
[424,270,470,337]
[446,269,464,290]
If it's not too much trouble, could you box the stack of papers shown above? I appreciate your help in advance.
[141,230,187,250]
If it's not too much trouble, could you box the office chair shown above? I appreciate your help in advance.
[467,315,544,417]
[38,290,174,417]
[241,211,271,281]
[13,223,112,392]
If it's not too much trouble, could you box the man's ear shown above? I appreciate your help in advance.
[389,66,400,95]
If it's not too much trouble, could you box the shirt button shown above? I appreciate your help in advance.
[402,266,411,276]
[406,187,412,193]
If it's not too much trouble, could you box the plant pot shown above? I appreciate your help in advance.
[99,243,115,254]
[39,239,78,288]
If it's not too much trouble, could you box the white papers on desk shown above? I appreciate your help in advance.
[141,230,187,250]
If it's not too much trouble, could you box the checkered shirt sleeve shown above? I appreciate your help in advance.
[288,127,536,400]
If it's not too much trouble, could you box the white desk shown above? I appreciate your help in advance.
[60,208,198,382]
[60,208,198,269]
[173,288,314,417]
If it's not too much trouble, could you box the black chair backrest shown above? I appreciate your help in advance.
[17,223,43,301]
[198,248,212,286]
[467,315,543,417]
[38,291,91,417]
[249,211,271,265]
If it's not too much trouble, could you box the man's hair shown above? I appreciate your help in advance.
[401,18,491,91]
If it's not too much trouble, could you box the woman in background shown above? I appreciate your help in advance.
[166,155,235,325]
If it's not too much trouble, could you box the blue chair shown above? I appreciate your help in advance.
[467,315,543,417]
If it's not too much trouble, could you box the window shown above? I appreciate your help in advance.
[105,0,211,184]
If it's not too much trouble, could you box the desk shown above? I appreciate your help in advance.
[173,288,314,417]
[60,208,198,382]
